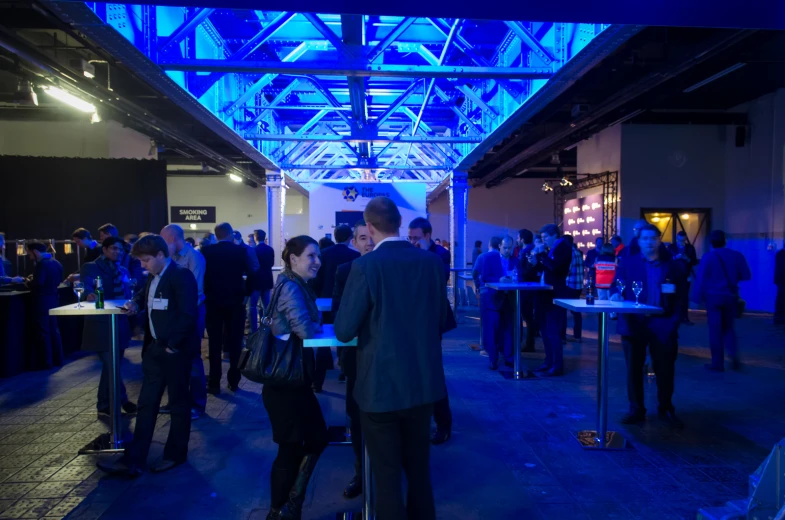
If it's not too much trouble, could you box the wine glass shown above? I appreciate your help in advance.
[74,282,84,308]
[632,281,643,306]
[616,278,626,298]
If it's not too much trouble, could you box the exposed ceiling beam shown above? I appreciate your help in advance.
[282,164,448,170]
[245,134,481,143]
[302,13,354,56]
[159,59,554,79]
[157,8,214,54]
[341,14,369,157]
[413,19,461,135]
[503,21,555,65]
[374,80,421,127]
[366,17,417,63]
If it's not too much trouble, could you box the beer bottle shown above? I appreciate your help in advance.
[585,273,595,306]
[95,276,105,310]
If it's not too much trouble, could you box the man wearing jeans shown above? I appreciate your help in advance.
[161,225,207,420]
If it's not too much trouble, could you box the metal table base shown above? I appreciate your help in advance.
[335,442,374,520]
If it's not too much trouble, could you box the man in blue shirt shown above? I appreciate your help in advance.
[472,236,511,370]
[691,230,751,371]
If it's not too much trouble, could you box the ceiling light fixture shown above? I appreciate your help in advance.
[560,177,572,187]
[41,86,96,113]
[228,173,243,182]
[681,213,690,220]
[541,182,553,192]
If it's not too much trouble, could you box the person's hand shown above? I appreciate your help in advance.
[610,293,623,302]
[165,347,176,354]
[416,238,429,250]
[122,301,139,315]
[11,276,24,284]
[66,273,78,283]
[86,293,97,302]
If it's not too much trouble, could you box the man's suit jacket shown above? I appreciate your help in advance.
[201,241,250,306]
[516,244,539,282]
[133,262,198,354]
[611,254,687,342]
[536,238,572,297]
[332,260,357,378]
[254,242,275,292]
[428,242,451,282]
[472,250,506,311]
[334,240,452,414]
[29,256,63,309]
[312,243,360,299]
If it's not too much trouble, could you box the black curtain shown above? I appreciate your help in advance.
[0,156,167,276]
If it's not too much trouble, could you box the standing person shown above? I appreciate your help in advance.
[594,244,618,301]
[251,229,275,332]
[611,224,687,427]
[668,231,699,325]
[97,234,198,476]
[201,223,250,394]
[81,237,136,415]
[691,230,751,372]
[160,224,207,420]
[23,241,64,369]
[562,236,585,343]
[408,217,454,445]
[67,228,101,283]
[0,232,13,279]
[585,237,603,272]
[310,224,359,391]
[516,229,539,352]
[775,242,785,326]
[623,219,670,261]
[611,235,624,257]
[530,224,571,376]
[263,236,327,520]
[471,240,483,266]
[336,197,453,520]
[98,223,131,270]
[332,220,374,499]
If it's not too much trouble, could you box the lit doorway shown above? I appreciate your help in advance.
[641,208,712,259]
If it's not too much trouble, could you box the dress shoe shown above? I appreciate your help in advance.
[533,364,551,373]
[96,457,143,477]
[620,411,646,425]
[150,458,184,473]
[191,409,202,421]
[658,409,684,429]
[206,383,220,395]
[704,363,724,372]
[343,475,362,499]
[338,373,346,383]
[504,360,514,368]
[430,429,451,445]
[228,382,239,392]
[159,405,171,414]
[542,368,564,377]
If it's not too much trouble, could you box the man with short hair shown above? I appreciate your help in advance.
[516,229,539,352]
[691,229,751,372]
[585,237,604,272]
[23,241,64,368]
[98,234,198,477]
[612,224,687,427]
[473,236,509,371]
[408,217,451,281]
[623,219,670,262]
[668,231,698,325]
[99,223,131,270]
[161,224,207,420]
[201,223,251,393]
[68,228,101,282]
[81,237,136,414]
[611,235,624,257]
[335,197,453,520]
[332,220,374,499]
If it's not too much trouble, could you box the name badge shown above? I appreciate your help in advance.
[661,283,675,294]
[152,298,169,310]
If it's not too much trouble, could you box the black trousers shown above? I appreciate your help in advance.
[311,347,334,390]
[432,389,451,433]
[32,308,63,368]
[126,344,192,466]
[206,301,245,387]
[521,293,537,351]
[561,288,583,340]
[537,294,565,370]
[361,403,435,520]
[775,285,785,325]
[622,332,678,414]
[346,376,363,475]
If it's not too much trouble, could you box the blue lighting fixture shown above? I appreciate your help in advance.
[81,5,612,189]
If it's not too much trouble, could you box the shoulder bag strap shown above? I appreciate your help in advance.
[262,280,287,322]
[714,251,737,296]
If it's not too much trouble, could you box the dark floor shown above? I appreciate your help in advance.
[0,309,784,519]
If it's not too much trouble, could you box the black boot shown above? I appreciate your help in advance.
[279,454,321,520]
[265,509,281,520]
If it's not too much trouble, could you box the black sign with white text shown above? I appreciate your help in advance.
[562,193,604,254]
[170,206,216,223]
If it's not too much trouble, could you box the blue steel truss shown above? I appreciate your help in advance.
[86,5,608,188]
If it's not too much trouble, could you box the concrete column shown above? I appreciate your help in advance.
[449,170,469,305]
[266,172,286,266]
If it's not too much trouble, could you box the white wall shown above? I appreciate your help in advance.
[429,178,554,265]
[0,120,155,159]
[284,189,310,241]
[306,183,427,239]
[577,124,622,175]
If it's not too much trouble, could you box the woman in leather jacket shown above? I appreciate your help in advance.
[263,235,328,520]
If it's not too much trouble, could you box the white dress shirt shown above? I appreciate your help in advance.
[373,236,408,251]
[147,259,171,340]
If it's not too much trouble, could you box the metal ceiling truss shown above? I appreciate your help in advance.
[83,6,610,186]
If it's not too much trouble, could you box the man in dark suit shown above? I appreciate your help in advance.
[611,224,687,428]
[622,219,671,263]
[516,229,539,352]
[97,234,198,477]
[531,224,572,376]
[332,220,374,499]
[251,229,275,331]
[201,222,250,393]
[335,197,453,520]
[66,228,101,283]
[23,241,64,369]
[667,231,699,325]
[311,224,360,391]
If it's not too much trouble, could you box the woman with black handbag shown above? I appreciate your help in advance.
[263,235,328,520]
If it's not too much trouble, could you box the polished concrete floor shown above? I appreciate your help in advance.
[0,309,784,519]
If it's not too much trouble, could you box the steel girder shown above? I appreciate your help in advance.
[81,6,613,186]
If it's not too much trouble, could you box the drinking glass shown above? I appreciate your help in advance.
[74,282,84,308]
[616,279,626,298]
[632,281,643,306]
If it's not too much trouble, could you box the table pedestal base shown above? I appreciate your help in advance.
[335,512,363,519]
[328,425,352,446]
[501,370,538,380]
[575,430,633,451]
[78,433,126,455]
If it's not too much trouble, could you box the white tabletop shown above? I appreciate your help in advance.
[553,299,663,314]
[450,268,473,272]
[457,274,473,281]
[49,299,128,316]
[0,291,30,297]
[303,324,357,348]
[486,282,553,291]
[316,298,332,312]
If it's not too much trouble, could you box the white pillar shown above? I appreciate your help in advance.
[266,172,286,266]
[449,170,469,304]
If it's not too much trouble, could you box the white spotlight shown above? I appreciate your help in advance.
[42,86,96,113]
[229,173,242,182]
